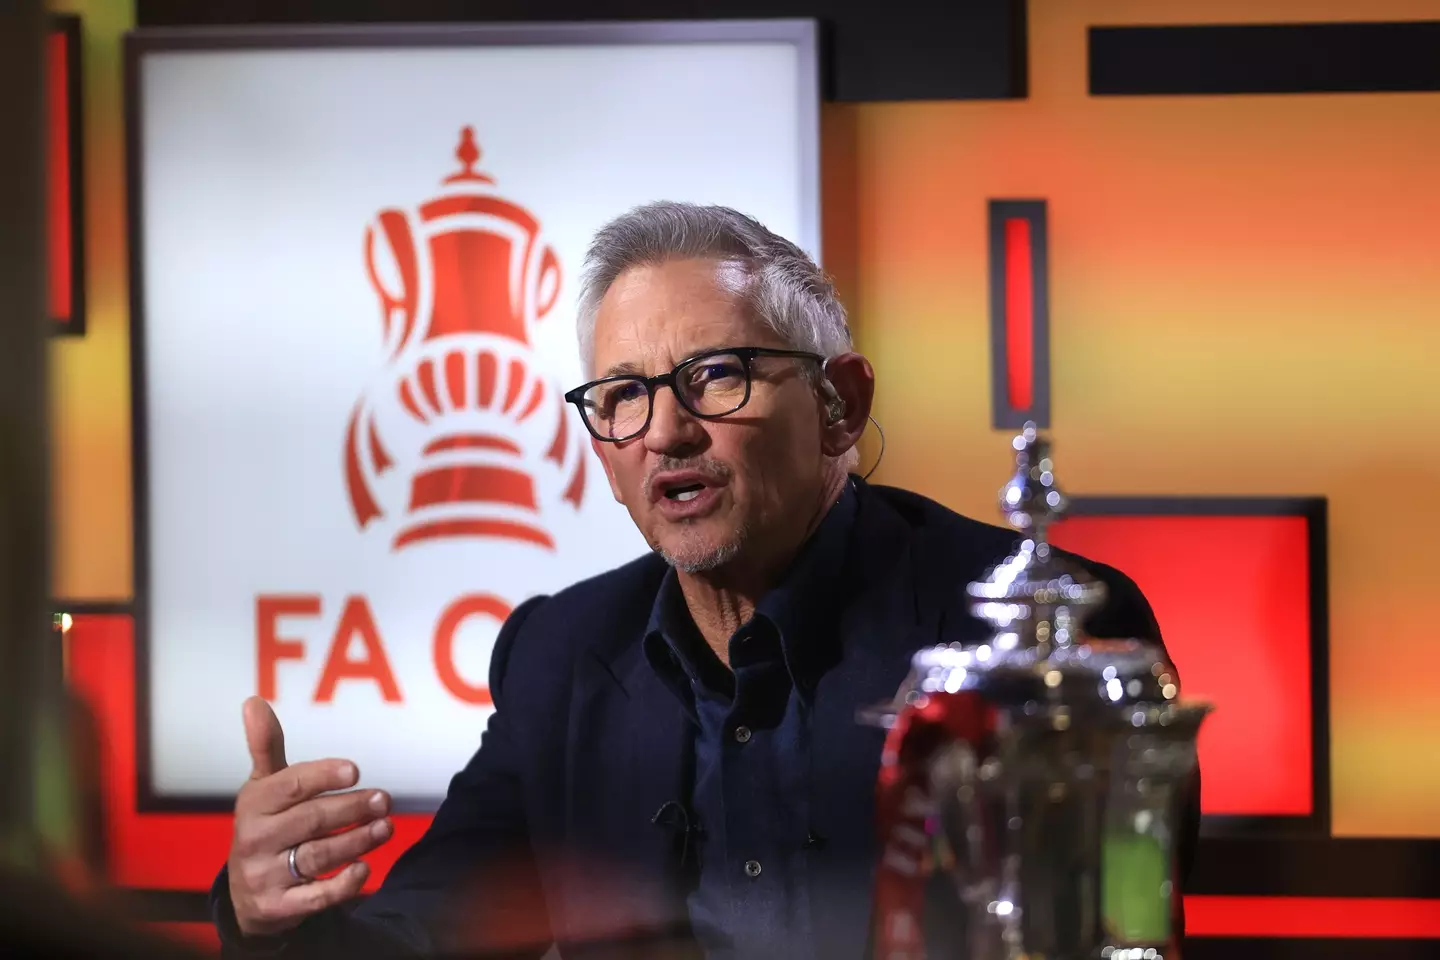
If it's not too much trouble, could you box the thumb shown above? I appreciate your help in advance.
[243,696,287,779]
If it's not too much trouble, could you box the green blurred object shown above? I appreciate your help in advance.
[0,698,78,876]
[35,697,81,864]
[1101,831,1171,944]
[0,0,51,879]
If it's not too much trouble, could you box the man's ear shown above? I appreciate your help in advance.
[592,436,625,503]
[818,352,875,459]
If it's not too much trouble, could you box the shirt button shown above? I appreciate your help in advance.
[734,725,752,744]
[744,860,762,878]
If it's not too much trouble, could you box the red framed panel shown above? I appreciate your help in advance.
[62,614,431,893]
[48,14,86,336]
[1049,496,1328,836]
[988,199,1050,428]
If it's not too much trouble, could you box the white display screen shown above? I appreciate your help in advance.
[130,22,819,804]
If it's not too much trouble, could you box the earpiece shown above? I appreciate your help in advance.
[817,358,848,425]
[819,377,847,424]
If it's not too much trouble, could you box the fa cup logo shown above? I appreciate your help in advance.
[343,127,586,551]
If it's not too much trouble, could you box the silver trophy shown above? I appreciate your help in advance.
[866,424,1209,960]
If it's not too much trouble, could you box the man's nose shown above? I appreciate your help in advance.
[643,386,706,456]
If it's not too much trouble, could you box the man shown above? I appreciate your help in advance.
[213,202,1194,959]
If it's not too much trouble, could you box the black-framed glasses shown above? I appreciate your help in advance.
[564,346,824,442]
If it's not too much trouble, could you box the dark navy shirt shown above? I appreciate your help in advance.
[641,484,858,960]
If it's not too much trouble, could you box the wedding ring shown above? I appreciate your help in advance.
[287,843,312,883]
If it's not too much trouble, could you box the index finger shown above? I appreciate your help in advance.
[247,758,360,816]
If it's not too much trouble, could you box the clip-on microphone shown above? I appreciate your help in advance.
[652,799,704,869]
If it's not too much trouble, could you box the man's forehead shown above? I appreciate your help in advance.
[591,259,764,374]
[602,257,749,306]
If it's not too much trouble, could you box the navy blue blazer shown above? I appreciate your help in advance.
[214,479,1197,959]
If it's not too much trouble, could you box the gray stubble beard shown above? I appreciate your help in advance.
[656,518,750,574]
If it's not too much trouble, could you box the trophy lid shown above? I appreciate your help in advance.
[857,636,1182,730]
[904,638,1179,711]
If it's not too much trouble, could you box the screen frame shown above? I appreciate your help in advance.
[124,19,821,812]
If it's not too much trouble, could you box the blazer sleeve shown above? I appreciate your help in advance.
[211,594,554,960]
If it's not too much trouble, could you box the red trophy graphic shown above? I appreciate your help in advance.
[344,127,585,551]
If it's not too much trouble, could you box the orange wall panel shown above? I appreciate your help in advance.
[835,0,1440,837]
[48,0,135,601]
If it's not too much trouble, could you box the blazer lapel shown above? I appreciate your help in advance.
[561,633,696,952]
[808,487,939,960]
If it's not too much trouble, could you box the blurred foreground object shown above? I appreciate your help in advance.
[0,4,192,955]
[0,0,58,873]
[864,424,1210,959]
[0,866,200,959]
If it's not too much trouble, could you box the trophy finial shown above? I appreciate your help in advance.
[968,423,1102,651]
[1000,420,1069,550]
[444,126,495,186]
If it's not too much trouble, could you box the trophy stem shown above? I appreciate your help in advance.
[966,422,1105,650]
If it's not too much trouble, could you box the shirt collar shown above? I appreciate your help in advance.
[642,480,859,714]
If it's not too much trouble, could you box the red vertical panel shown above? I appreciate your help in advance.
[1003,218,1033,411]
[48,28,72,321]
[1184,896,1440,938]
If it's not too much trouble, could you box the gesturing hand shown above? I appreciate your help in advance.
[227,696,394,938]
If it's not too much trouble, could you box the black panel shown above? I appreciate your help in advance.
[1190,837,1440,899]
[1187,939,1439,960]
[1091,21,1440,96]
[117,888,211,924]
[134,0,1027,102]
[50,599,134,615]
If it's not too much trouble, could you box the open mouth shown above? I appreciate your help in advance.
[664,482,706,503]
[648,466,728,514]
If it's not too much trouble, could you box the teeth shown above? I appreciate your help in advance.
[675,489,700,502]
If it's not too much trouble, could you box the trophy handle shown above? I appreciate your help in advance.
[872,691,998,960]
[930,717,1010,960]
[931,738,1001,906]
[1099,731,1202,955]
[342,398,385,528]
[364,209,420,358]
[535,246,561,319]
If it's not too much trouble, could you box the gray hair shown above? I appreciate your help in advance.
[575,202,851,376]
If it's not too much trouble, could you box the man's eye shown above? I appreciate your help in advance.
[611,382,645,403]
[693,362,742,382]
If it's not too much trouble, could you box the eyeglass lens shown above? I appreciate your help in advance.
[579,351,751,439]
